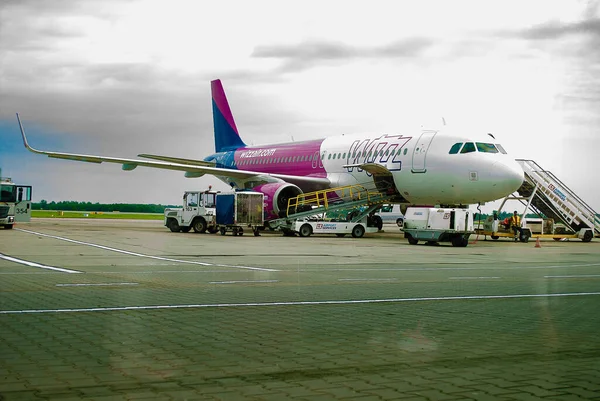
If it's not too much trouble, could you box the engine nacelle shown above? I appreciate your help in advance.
[252,182,302,220]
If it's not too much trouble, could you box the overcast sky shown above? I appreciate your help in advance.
[0,0,598,212]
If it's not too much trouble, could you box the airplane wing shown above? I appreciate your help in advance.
[17,114,330,187]
[137,154,217,167]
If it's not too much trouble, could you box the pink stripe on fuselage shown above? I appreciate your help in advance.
[211,80,239,135]
[234,139,326,178]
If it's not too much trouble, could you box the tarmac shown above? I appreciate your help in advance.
[1,219,600,401]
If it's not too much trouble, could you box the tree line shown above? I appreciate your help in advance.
[33,200,177,214]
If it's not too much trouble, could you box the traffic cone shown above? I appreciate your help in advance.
[535,237,541,248]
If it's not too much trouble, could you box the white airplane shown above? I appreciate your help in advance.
[17,80,524,219]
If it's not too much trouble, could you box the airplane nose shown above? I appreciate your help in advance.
[489,160,525,195]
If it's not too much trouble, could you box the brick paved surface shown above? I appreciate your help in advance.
[1,220,599,400]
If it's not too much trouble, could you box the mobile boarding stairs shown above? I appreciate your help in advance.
[486,159,598,242]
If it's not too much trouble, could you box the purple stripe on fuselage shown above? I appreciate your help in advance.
[211,80,239,135]
[234,139,326,177]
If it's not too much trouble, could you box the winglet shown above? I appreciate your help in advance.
[16,113,43,155]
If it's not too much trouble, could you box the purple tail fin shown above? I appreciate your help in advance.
[211,79,246,152]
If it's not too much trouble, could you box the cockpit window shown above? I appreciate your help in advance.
[449,143,463,154]
[460,142,476,154]
[495,144,507,154]
[476,143,499,153]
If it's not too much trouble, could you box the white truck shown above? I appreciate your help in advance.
[1,177,32,229]
[403,207,474,247]
[164,189,219,233]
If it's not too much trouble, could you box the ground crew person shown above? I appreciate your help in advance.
[510,211,522,241]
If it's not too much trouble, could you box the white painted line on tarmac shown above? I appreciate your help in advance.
[16,228,278,272]
[338,278,397,281]
[56,283,139,287]
[3,291,600,314]
[326,263,600,272]
[449,277,501,280]
[545,274,600,278]
[209,280,279,284]
[0,253,82,274]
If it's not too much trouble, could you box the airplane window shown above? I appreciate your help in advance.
[343,153,346,159]
[403,148,407,155]
[332,154,336,159]
[328,154,332,160]
[449,143,463,154]
[337,153,341,159]
[476,143,499,153]
[321,153,325,160]
[460,142,476,153]
[496,144,507,154]
[397,149,401,155]
[385,150,389,156]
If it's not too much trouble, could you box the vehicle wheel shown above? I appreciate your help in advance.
[396,218,404,227]
[582,230,593,243]
[372,215,383,230]
[351,224,365,238]
[220,227,226,236]
[4,224,14,230]
[208,226,218,234]
[299,224,313,237]
[553,237,562,242]
[491,235,499,240]
[238,228,244,236]
[167,219,180,232]
[452,236,469,247]
[520,232,530,243]
[180,226,191,233]
[336,233,346,238]
[192,218,207,233]
[406,233,418,245]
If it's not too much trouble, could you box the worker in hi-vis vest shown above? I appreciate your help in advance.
[510,211,522,241]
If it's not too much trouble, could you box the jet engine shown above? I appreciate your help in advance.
[252,182,302,220]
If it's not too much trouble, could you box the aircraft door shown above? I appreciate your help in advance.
[15,186,32,222]
[411,131,437,173]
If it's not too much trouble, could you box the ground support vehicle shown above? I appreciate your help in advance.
[477,218,533,242]
[377,203,405,227]
[476,159,598,243]
[164,189,219,233]
[216,191,264,236]
[266,185,393,238]
[0,177,32,229]
[291,215,380,238]
[403,207,474,247]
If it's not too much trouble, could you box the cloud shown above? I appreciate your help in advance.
[521,18,600,40]
[252,38,435,72]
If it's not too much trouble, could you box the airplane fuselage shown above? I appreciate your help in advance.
[204,127,524,206]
